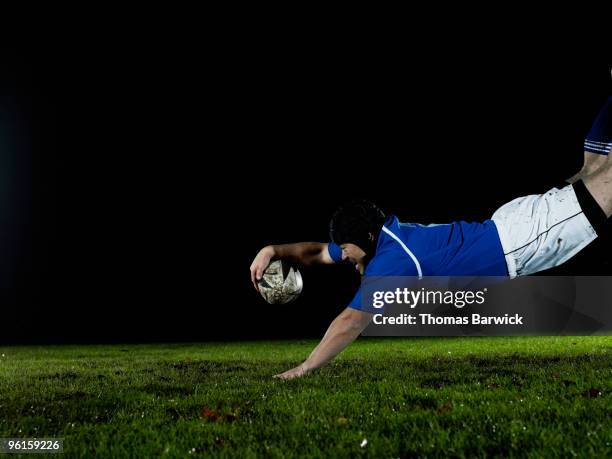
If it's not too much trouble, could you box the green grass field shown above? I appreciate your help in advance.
[1,337,611,458]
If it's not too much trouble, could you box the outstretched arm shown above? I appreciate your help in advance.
[250,243,335,290]
[273,308,373,380]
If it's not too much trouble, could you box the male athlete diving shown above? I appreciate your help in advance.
[250,98,612,380]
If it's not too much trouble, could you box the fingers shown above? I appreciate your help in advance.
[250,267,259,291]
[273,367,305,380]
[249,247,272,292]
[273,369,290,380]
[251,263,266,292]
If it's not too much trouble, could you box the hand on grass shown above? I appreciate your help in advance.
[273,363,309,380]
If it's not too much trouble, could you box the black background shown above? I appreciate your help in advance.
[1,39,610,343]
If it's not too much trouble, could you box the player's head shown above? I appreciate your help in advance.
[329,199,386,265]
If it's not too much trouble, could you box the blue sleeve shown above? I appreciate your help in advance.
[327,242,343,263]
[585,97,612,155]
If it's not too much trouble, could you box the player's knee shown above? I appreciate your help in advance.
[583,152,608,176]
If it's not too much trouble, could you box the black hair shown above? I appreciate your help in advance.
[329,199,387,256]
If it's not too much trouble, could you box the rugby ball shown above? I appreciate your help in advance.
[257,260,303,304]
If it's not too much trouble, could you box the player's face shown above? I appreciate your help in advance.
[340,243,367,274]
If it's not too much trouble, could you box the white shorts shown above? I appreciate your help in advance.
[491,184,598,278]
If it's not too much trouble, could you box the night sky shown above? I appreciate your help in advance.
[1,41,610,343]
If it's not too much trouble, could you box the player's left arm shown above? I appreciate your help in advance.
[273,307,373,380]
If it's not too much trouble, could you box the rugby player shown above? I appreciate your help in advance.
[251,97,612,380]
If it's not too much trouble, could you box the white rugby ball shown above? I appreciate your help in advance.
[257,260,303,304]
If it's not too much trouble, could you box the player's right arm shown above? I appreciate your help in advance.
[250,243,335,290]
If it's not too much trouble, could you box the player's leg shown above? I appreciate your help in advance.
[584,157,612,217]
[492,96,611,277]
[567,152,608,184]
[568,97,612,183]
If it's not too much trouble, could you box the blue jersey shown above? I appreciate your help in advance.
[327,215,508,310]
